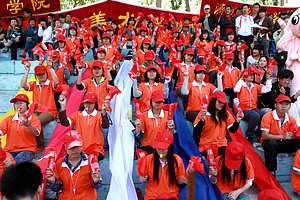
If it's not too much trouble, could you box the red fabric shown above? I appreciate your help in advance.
[226,107,291,200]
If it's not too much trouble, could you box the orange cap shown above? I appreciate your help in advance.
[64,130,83,150]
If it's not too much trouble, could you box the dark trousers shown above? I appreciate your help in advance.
[224,88,237,109]
[186,111,200,123]
[141,146,154,155]
[209,70,217,87]
[201,146,226,158]
[262,139,300,171]
[242,109,266,137]
[237,35,254,56]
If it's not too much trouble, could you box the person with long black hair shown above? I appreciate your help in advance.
[138,130,186,200]
[209,142,255,200]
[193,91,243,156]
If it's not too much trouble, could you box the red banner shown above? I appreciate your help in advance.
[200,0,298,22]
[37,0,198,28]
[1,0,61,17]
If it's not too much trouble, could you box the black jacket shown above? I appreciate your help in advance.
[218,15,236,37]
[201,14,218,32]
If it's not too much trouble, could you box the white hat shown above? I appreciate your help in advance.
[204,5,210,10]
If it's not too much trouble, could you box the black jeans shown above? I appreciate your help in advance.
[237,35,254,56]
[262,139,300,171]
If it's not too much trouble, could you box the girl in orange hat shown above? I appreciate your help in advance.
[193,91,243,157]
[132,64,170,112]
[58,92,109,160]
[209,142,254,200]
[0,94,41,163]
[46,130,102,200]
[134,38,153,66]
[138,129,186,200]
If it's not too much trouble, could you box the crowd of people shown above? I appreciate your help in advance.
[0,2,300,200]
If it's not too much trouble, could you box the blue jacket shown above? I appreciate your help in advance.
[25,26,39,52]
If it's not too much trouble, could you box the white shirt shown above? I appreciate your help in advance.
[38,26,53,44]
[235,15,254,36]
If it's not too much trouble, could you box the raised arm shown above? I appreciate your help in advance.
[20,62,30,91]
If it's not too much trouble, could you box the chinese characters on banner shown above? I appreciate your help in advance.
[200,0,297,23]
[3,0,60,16]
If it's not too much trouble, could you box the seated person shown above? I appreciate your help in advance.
[1,162,43,200]
[0,94,41,163]
[135,90,174,154]
[260,69,300,125]
[260,95,300,176]
[193,91,243,156]
[46,130,102,200]
[58,92,109,160]
[210,142,255,200]
[292,149,300,197]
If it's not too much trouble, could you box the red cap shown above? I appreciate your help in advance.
[69,25,77,30]
[276,95,291,103]
[153,130,173,149]
[82,92,98,103]
[258,189,284,200]
[142,38,151,44]
[102,32,111,39]
[144,50,155,61]
[172,27,179,33]
[92,60,104,69]
[156,192,177,199]
[225,52,235,59]
[216,40,226,46]
[195,65,206,72]
[146,64,158,72]
[97,47,106,54]
[34,65,47,75]
[56,34,66,42]
[64,130,83,150]
[162,20,168,25]
[183,22,189,27]
[175,40,183,46]
[225,142,245,170]
[10,94,29,103]
[140,25,148,32]
[211,91,229,103]
[106,25,113,30]
[151,90,165,102]
[184,48,194,55]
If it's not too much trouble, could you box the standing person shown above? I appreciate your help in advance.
[138,130,186,200]
[252,3,261,21]
[22,18,39,59]
[209,142,255,200]
[235,8,242,18]
[38,17,53,46]
[254,7,273,57]
[235,4,254,56]
[260,95,300,175]
[46,130,102,200]
[22,8,32,31]
[218,5,236,40]
[201,4,218,41]
[1,162,43,200]
[0,94,41,163]
[193,91,243,156]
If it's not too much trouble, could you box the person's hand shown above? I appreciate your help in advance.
[217,71,224,77]
[76,63,83,74]
[3,157,12,168]
[90,44,94,49]
[236,111,244,123]
[240,59,245,65]
[26,37,32,41]
[45,168,56,184]
[156,48,161,54]
[177,177,188,184]
[135,119,142,128]
[284,132,294,140]
[200,109,207,121]
[228,189,242,200]
[20,117,30,127]
[266,73,272,80]
[24,62,31,71]
[102,100,109,110]
[209,166,218,177]
[279,87,286,95]
[83,48,89,54]
[14,37,19,43]
[92,169,101,183]
[47,61,53,68]
[294,90,300,99]
[167,120,174,130]
[58,95,67,110]
[164,77,171,85]
[8,40,13,45]
[140,175,148,184]
[183,70,189,77]
[62,61,67,67]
